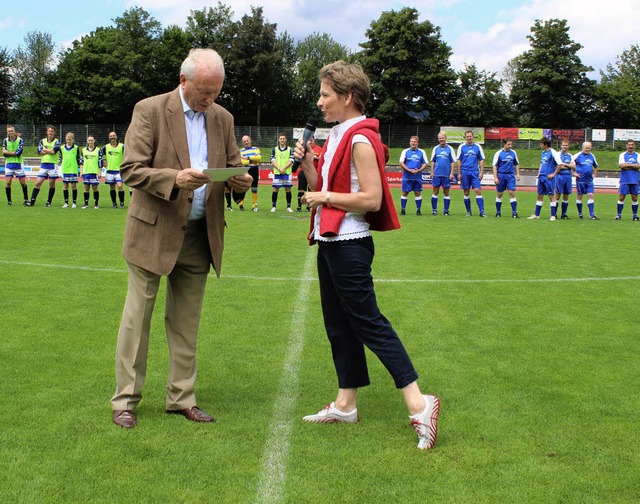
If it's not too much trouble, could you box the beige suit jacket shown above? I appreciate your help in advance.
[120,87,241,277]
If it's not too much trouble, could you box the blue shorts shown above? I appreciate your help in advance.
[460,171,481,190]
[402,179,423,193]
[537,175,555,195]
[431,175,451,188]
[576,179,594,195]
[554,174,573,195]
[619,183,639,196]
[38,164,59,179]
[496,173,516,193]
[62,173,79,183]
[82,173,100,186]
[272,173,292,188]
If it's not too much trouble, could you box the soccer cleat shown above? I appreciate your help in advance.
[239,205,244,211]
[270,207,276,213]
[112,203,118,209]
[561,215,569,220]
[465,212,472,217]
[252,206,258,212]
[82,204,89,209]
[634,216,639,221]
[303,402,359,424]
[416,209,421,216]
[579,214,583,219]
[400,209,406,215]
[306,207,311,212]
[615,215,621,220]
[94,205,99,210]
[432,210,437,216]
[527,214,539,220]
[550,216,556,221]
[62,203,69,208]
[72,203,77,209]
[495,212,501,218]
[443,211,450,216]
[226,205,233,211]
[7,201,12,206]
[479,213,486,218]
[296,207,302,212]
[286,207,293,213]
[410,394,440,450]
[512,213,519,219]
[23,200,30,206]
[45,202,51,207]
[120,202,125,209]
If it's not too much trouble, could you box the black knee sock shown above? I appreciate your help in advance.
[63,189,69,203]
[47,187,55,203]
[272,191,278,207]
[5,187,10,203]
[110,189,116,204]
[22,184,28,200]
[225,192,232,206]
[286,191,292,207]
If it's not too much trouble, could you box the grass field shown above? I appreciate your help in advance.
[1,182,639,503]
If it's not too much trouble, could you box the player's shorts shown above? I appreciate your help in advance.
[496,173,517,193]
[554,173,573,195]
[619,183,639,196]
[431,175,451,189]
[4,165,26,178]
[576,179,594,195]
[402,178,423,193]
[272,173,292,188]
[297,170,309,191]
[82,173,100,186]
[536,175,555,195]
[460,171,481,190]
[38,164,59,179]
[62,173,79,183]
[248,166,259,189]
[105,170,122,185]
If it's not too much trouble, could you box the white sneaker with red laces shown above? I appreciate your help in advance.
[302,402,359,423]
[410,394,440,450]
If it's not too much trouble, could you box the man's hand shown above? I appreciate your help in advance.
[226,173,252,192]
[175,168,210,190]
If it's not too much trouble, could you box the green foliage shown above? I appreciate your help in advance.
[509,19,595,128]
[455,64,515,126]
[358,7,458,124]
[595,45,640,128]
[186,3,236,60]
[0,47,11,122]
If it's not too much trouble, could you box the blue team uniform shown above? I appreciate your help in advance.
[430,144,456,188]
[492,149,519,192]
[554,151,574,195]
[537,149,559,196]
[573,151,598,194]
[457,143,485,190]
[618,151,640,195]
[399,147,427,193]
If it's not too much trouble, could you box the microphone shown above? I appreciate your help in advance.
[292,117,317,172]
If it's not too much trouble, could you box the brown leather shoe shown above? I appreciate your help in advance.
[167,406,215,423]
[113,409,137,428]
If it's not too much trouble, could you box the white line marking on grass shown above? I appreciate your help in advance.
[253,247,315,504]
[1,260,638,284]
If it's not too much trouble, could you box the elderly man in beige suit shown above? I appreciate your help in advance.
[111,48,252,428]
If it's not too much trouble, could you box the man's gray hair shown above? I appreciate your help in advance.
[180,48,225,80]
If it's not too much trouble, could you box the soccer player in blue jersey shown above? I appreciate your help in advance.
[492,138,520,218]
[456,130,486,217]
[3,125,29,206]
[399,136,428,215]
[29,125,61,207]
[615,140,640,220]
[527,137,561,220]
[549,139,575,220]
[572,141,599,220]
[429,131,456,215]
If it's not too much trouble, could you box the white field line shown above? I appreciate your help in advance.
[253,247,315,504]
[1,260,639,284]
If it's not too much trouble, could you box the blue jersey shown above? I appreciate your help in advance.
[492,149,519,174]
[557,151,573,174]
[539,148,561,176]
[430,144,456,177]
[457,143,485,173]
[619,151,640,185]
[399,147,427,181]
[573,152,598,181]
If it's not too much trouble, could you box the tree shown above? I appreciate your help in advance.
[595,44,640,128]
[295,32,350,122]
[454,64,515,126]
[11,31,56,123]
[358,7,458,124]
[0,47,11,122]
[186,3,235,59]
[508,18,594,128]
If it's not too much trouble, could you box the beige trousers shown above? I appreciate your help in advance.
[111,219,211,411]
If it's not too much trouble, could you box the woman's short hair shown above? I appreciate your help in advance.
[319,60,370,113]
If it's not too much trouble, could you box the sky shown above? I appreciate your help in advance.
[1,0,638,79]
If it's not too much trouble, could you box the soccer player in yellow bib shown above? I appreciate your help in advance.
[29,125,61,207]
[60,132,82,208]
[2,125,29,206]
[100,131,125,208]
[240,134,262,211]
[270,133,294,212]
[81,136,101,209]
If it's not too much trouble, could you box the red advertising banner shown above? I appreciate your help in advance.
[552,129,586,142]
[485,127,519,140]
